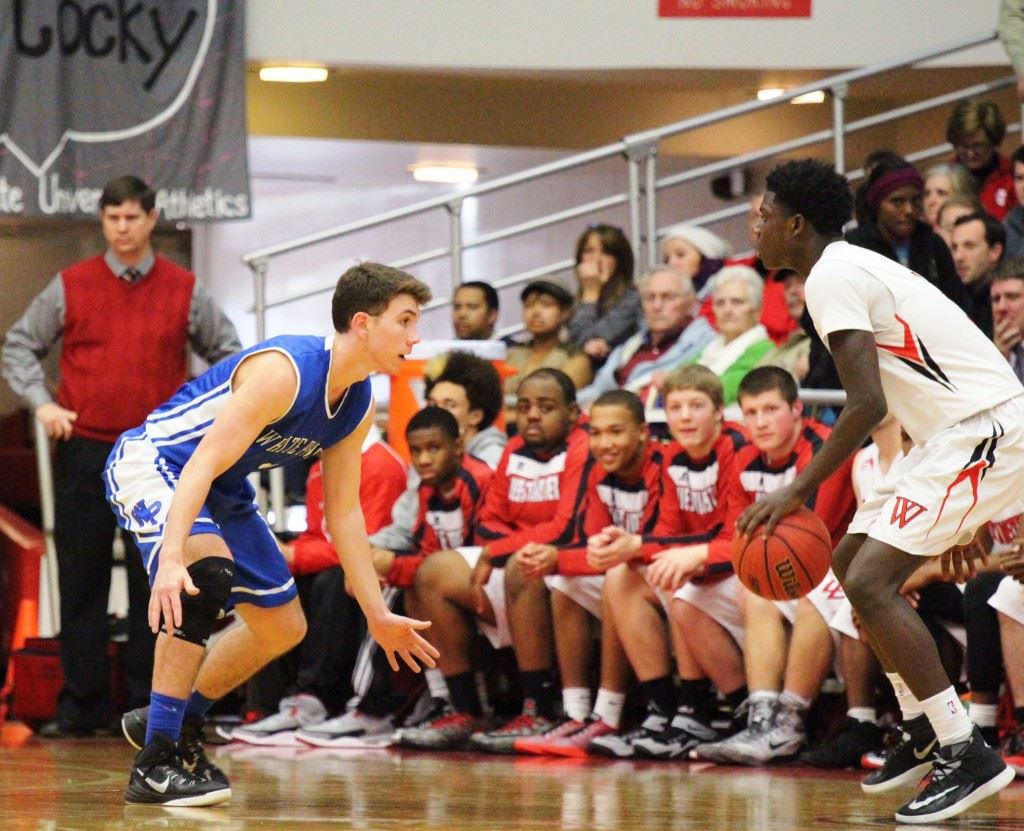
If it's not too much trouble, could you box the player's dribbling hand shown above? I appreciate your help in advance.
[737,484,804,538]
[148,560,198,634]
[368,611,439,673]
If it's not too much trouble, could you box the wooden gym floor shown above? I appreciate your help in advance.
[1,738,1023,830]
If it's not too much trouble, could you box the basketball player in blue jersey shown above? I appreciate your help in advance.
[740,160,1024,824]
[105,263,440,806]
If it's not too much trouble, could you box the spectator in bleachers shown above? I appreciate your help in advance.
[845,156,970,313]
[946,99,1017,220]
[451,281,499,341]
[999,0,1024,102]
[936,194,985,248]
[577,267,715,407]
[568,223,640,363]
[991,258,1024,381]
[659,223,733,313]
[757,270,811,382]
[1003,146,1024,259]
[504,281,592,422]
[951,211,1006,337]
[690,266,774,417]
[922,162,979,231]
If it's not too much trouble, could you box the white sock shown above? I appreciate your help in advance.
[920,686,973,746]
[562,687,592,722]
[425,668,449,701]
[847,706,878,725]
[749,689,780,705]
[592,688,626,729]
[969,702,999,729]
[779,689,812,712]
[885,672,923,720]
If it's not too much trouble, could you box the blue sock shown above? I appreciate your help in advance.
[185,690,216,721]
[147,692,187,745]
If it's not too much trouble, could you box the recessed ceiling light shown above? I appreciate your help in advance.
[791,90,826,105]
[406,163,480,184]
[259,65,329,83]
[757,88,785,101]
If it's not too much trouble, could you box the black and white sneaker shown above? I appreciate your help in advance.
[121,707,227,785]
[894,727,1015,824]
[633,708,717,760]
[861,715,938,793]
[124,733,231,806]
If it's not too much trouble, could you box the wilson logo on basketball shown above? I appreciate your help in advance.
[773,559,802,599]
[890,496,927,528]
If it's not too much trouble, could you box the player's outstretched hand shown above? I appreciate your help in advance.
[148,560,198,634]
[737,484,804,538]
[368,612,439,673]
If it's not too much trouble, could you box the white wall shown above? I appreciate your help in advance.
[247,0,1006,71]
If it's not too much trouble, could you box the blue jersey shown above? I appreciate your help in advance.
[121,335,372,482]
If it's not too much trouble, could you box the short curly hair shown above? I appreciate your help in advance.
[426,350,503,430]
[765,159,853,236]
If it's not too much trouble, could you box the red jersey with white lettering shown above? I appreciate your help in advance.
[386,454,493,588]
[558,443,665,575]
[633,424,749,575]
[476,427,591,565]
[729,419,855,548]
[805,240,1022,445]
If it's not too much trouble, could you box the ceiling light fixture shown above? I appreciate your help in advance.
[791,90,826,105]
[259,65,329,83]
[757,88,785,101]
[407,163,480,184]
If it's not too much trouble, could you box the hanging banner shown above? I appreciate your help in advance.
[0,0,250,221]
[659,0,813,17]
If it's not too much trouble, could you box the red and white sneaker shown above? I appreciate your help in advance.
[513,718,585,755]
[467,701,553,755]
[543,718,616,758]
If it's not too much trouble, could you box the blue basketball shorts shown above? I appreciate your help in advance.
[104,433,297,610]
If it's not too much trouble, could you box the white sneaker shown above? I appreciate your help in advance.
[702,701,805,766]
[296,709,394,748]
[232,694,327,746]
[693,697,776,764]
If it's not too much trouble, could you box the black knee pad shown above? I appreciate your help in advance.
[167,557,235,647]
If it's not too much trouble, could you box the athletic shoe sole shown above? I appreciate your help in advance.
[125,786,232,807]
[861,760,934,794]
[894,767,1015,824]
[296,733,393,749]
[230,730,302,747]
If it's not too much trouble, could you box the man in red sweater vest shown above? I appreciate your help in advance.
[1,176,240,737]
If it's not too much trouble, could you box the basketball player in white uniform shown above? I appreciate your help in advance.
[740,159,1024,824]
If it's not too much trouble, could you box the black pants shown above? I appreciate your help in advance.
[246,567,403,716]
[53,437,155,727]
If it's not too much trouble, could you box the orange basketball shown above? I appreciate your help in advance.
[731,507,833,600]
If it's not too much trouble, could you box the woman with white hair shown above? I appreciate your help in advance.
[690,265,774,416]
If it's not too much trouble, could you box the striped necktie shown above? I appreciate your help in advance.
[123,267,143,283]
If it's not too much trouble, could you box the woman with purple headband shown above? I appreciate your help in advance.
[846,155,971,314]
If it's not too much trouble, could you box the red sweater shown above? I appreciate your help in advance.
[558,443,665,575]
[60,254,194,442]
[476,427,591,565]
[290,442,408,576]
[387,455,494,588]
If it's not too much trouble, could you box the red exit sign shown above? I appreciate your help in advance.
[659,0,812,17]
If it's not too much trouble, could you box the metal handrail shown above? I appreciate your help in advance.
[241,30,1007,323]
